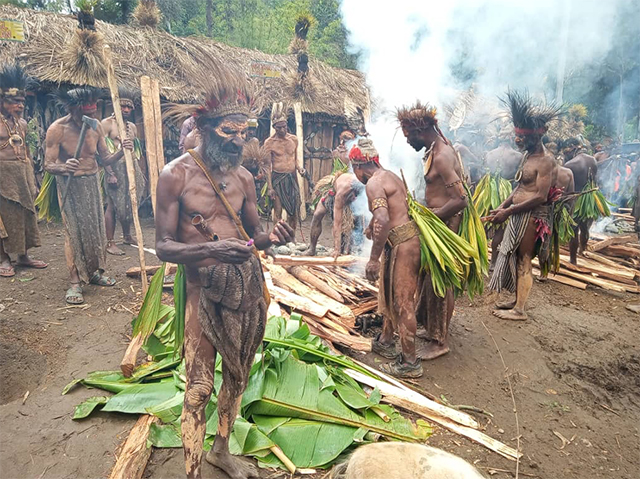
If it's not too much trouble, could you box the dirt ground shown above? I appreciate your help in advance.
[1,217,639,479]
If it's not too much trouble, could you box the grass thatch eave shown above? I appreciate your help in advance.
[0,6,369,120]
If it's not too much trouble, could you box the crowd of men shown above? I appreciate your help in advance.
[2,60,640,479]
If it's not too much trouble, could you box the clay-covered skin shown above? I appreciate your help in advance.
[485,142,524,181]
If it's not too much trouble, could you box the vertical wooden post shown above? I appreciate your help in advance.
[293,102,306,220]
[150,79,165,177]
[140,76,158,214]
[103,45,148,293]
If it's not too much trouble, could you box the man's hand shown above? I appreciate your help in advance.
[65,158,80,175]
[488,207,511,225]
[365,259,381,282]
[269,220,294,246]
[107,174,118,188]
[210,238,252,264]
[268,188,276,200]
[121,138,134,151]
[364,226,372,240]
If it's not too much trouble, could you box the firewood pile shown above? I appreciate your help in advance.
[266,255,377,352]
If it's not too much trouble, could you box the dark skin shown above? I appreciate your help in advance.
[0,96,48,276]
[353,162,420,365]
[563,148,598,263]
[102,103,138,254]
[454,142,483,185]
[404,124,467,360]
[155,113,292,479]
[307,173,360,257]
[44,104,132,301]
[486,130,556,320]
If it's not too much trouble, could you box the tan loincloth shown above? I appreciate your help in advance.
[379,221,420,328]
[0,159,40,254]
[197,255,267,388]
[105,158,145,224]
[57,174,107,283]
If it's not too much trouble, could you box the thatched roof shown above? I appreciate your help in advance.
[0,6,369,121]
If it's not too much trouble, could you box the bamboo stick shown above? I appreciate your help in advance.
[104,44,147,294]
[108,415,158,479]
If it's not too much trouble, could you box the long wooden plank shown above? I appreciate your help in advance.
[150,78,166,179]
[293,102,306,221]
[140,76,159,215]
[109,415,158,479]
[304,316,371,352]
[126,264,176,278]
[533,259,634,292]
[104,45,148,294]
[289,266,345,303]
[270,285,329,317]
[602,244,640,259]
[533,268,587,290]
[588,234,637,252]
[274,255,359,267]
[558,259,637,285]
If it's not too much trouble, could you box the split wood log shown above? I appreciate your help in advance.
[140,76,159,215]
[588,234,637,252]
[108,415,158,479]
[289,265,344,303]
[120,332,145,377]
[349,299,379,316]
[104,45,147,294]
[306,314,351,335]
[328,266,379,295]
[304,316,371,352]
[602,244,640,259]
[611,212,635,222]
[326,311,357,331]
[532,268,587,290]
[264,273,283,318]
[583,250,635,270]
[266,263,355,322]
[293,102,306,221]
[126,264,176,278]
[565,253,637,281]
[270,285,329,317]
[150,78,165,181]
[533,259,636,293]
[273,255,359,267]
[345,370,521,461]
[559,259,638,285]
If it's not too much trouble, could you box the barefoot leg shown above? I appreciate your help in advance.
[306,202,327,256]
[391,237,420,364]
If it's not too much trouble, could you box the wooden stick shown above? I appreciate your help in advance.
[273,255,359,267]
[140,76,159,215]
[602,244,640,259]
[304,316,371,351]
[289,265,345,303]
[269,445,296,474]
[532,268,587,290]
[104,45,147,294]
[293,102,306,221]
[558,259,637,285]
[120,332,144,377]
[108,415,158,479]
[150,78,165,183]
[588,234,637,252]
[126,264,176,278]
[270,284,329,317]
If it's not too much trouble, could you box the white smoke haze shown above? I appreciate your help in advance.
[342,0,633,191]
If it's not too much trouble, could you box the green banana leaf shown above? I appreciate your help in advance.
[102,381,179,414]
[133,265,168,340]
[148,422,182,448]
[73,396,109,419]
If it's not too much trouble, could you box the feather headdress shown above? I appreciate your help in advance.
[502,90,562,136]
[396,101,439,131]
[0,63,35,99]
[349,138,379,165]
[53,87,102,111]
[271,102,288,125]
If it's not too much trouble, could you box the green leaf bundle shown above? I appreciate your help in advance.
[34,172,61,222]
[458,184,489,299]
[574,180,613,222]
[472,173,512,218]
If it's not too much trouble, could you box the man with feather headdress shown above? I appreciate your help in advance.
[101,88,146,255]
[397,102,468,360]
[486,91,562,321]
[156,72,292,479]
[44,87,133,304]
[0,63,47,278]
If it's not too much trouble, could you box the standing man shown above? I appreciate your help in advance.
[397,102,467,360]
[561,138,598,264]
[333,129,355,166]
[351,138,422,378]
[487,91,561,321]
[45,87,132,304]
[263,107,302,230]
[156,80,292,479]
[102,89,145,255]
[0,63,47,277]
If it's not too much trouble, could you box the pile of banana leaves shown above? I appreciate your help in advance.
[457,184,489,299]
[64,268,431,471]
[406,190,478,298]
[472,173,512,220]
[34,172,61,222]
[574,180,613,222]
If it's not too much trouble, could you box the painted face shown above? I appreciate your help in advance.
[402,126,425,152]
[274,122,287,137]
[120,101,134,120]
[1,96,25,118]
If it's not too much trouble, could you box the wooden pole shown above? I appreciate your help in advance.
[140,76,158,215]
[150,78,166,179]
[103,45,148,293]
[293,102,306,220]
[108,415,158,479]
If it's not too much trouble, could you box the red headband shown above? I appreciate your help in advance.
[349,146,379,165]
[80,103,97,111]
[514,127,546,136]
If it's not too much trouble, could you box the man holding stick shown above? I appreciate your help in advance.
[0,63,47,277]
[102,88,145,255]
[45,87,132,304]
[157,76,292,479]
[486,91,561,320]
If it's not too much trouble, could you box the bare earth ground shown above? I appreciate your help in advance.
[1,218,639,479]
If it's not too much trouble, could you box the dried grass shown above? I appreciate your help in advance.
[0,6,368,120]
[132,0,162,29]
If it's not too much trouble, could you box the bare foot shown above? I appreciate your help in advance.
[304,247,317,256]
[106,241,125,256]
[416,327,429,340]
[416,341,450,360]
[206,449,258,479]
[123,235,135,245]
[495,299,516,310]
[492,308,527,321]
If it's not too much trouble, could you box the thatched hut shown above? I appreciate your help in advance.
[0,6,370,186]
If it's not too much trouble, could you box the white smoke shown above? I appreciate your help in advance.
[342,0,631,191]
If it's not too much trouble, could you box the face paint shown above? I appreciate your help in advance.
[214,120,248,140]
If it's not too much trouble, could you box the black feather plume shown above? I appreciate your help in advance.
[502,90,563,131]
[0,63,36,93]
[53,87,102,111]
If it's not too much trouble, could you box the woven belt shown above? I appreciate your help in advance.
[387,220,419,247]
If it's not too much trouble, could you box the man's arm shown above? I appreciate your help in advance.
[44,124,70,176]
[96,124,130,167]
[155,164,251,264]
[366,177,390,263]
[432,153,468,220]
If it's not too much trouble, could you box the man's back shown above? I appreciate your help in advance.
[564,153,597,190]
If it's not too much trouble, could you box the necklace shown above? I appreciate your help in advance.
[0,114,26,160]
[422,141,436,176]
[514,152,529,183]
